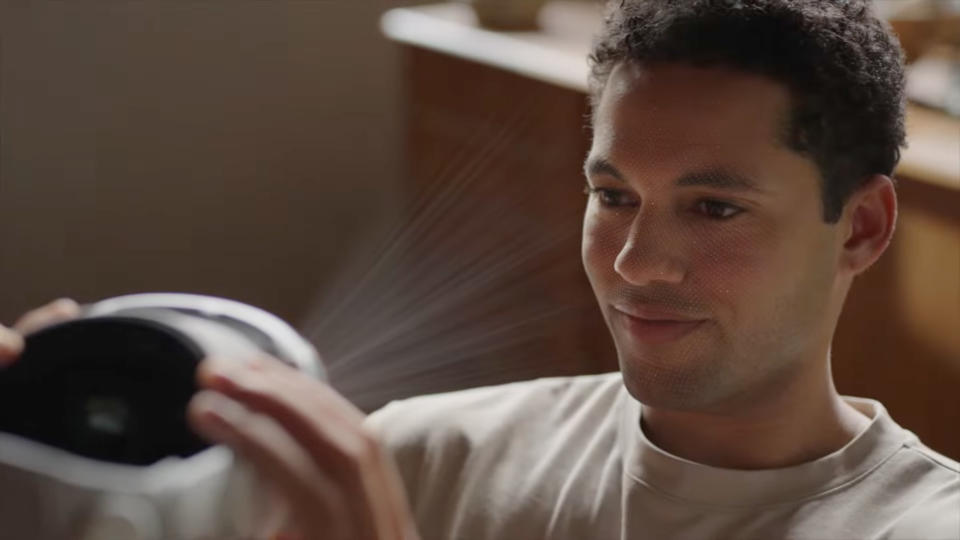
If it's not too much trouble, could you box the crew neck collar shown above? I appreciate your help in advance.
[619,392,915,507]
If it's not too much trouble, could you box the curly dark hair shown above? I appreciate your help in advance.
[588,0,907,223]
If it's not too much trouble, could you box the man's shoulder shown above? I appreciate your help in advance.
[870,421,960,539]
[883,442,959,540]
[363,372,626,513]
[364,371,624,451]
[902,439,960,474]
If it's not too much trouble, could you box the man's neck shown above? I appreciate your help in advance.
[639,367,871,470]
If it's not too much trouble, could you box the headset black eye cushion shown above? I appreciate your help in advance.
[0,317,211,465]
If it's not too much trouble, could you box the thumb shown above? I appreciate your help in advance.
[12,298,81,335]
[2,298,81,367]
[0,324,25,367]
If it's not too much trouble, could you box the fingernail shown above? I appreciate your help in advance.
[245,355,268,369]
[190,391,242,442]
[199,357,243,388]
[194,411,236,444]
[53,298,80,314]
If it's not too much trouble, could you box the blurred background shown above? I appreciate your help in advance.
[1,1,958,455]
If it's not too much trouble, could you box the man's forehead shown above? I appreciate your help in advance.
[601,61,791,108]
[588,119,763,183]
[593,61,792,156]
[587,63,824,197]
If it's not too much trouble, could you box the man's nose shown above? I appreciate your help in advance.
[613,216,686,286]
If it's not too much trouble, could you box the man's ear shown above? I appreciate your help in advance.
[839,174,898,276]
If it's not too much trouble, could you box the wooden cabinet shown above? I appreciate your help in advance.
[382,45,617,403]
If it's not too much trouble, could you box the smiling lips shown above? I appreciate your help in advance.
[612,304,706,344]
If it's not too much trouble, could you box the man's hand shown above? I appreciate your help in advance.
[188,355,420,540]
[0,298,81,366]
[1,299,416,538]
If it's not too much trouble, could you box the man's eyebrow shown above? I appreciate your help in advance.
[584,158,626,181]
[585,158,764,193]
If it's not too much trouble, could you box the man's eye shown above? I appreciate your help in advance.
[585,187,636,208]
[696,200,744,220]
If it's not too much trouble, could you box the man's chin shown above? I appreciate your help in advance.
[615,348,726,410]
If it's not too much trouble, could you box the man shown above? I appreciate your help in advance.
[2,0,957,538]
[366,0,957,537]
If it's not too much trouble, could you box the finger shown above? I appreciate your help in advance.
[187,391,353,539]
[0,324,25,367]
[196,357,386,535]
[12,298,81,335]
[259,354,367,424]
[199,357,418,539]
[198,356,369,478]
[375,446,421,540]
[198,354,365,448]
[207,354,366,424]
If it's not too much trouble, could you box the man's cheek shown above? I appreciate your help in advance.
[581,239,609,293]
[689,243,767,317]
[581,221,620,275]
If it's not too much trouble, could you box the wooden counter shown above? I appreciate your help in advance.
[381,2,960,458]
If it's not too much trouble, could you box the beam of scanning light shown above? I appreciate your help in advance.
[318,188,530,355]
[340,257,592,374]
[301,100,539,354]
[298,97,592,410]
[301,101,537,345]
[333,289,592,410]
[328,191,570,362]
[329,143,578,357]
[317,202,578,368]
[339,302,587,408]
[330,224,574,373]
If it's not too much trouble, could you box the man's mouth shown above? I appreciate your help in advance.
[611,304,706,345]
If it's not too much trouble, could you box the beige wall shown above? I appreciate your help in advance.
[0,1,415,326]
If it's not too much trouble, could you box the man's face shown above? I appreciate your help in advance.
[583,62,846,411]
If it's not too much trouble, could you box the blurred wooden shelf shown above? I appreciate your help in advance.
[382,1,960,191]
[901,104,960,190]
[381,1,598,92]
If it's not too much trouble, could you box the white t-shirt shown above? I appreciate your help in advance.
[365,372,960,540]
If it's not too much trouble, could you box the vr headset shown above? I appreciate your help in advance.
[0,293,325,540]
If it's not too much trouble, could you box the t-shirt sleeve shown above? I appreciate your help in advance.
[362,382,531,538]
[881,479,960,540]
[364,401,426,507]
